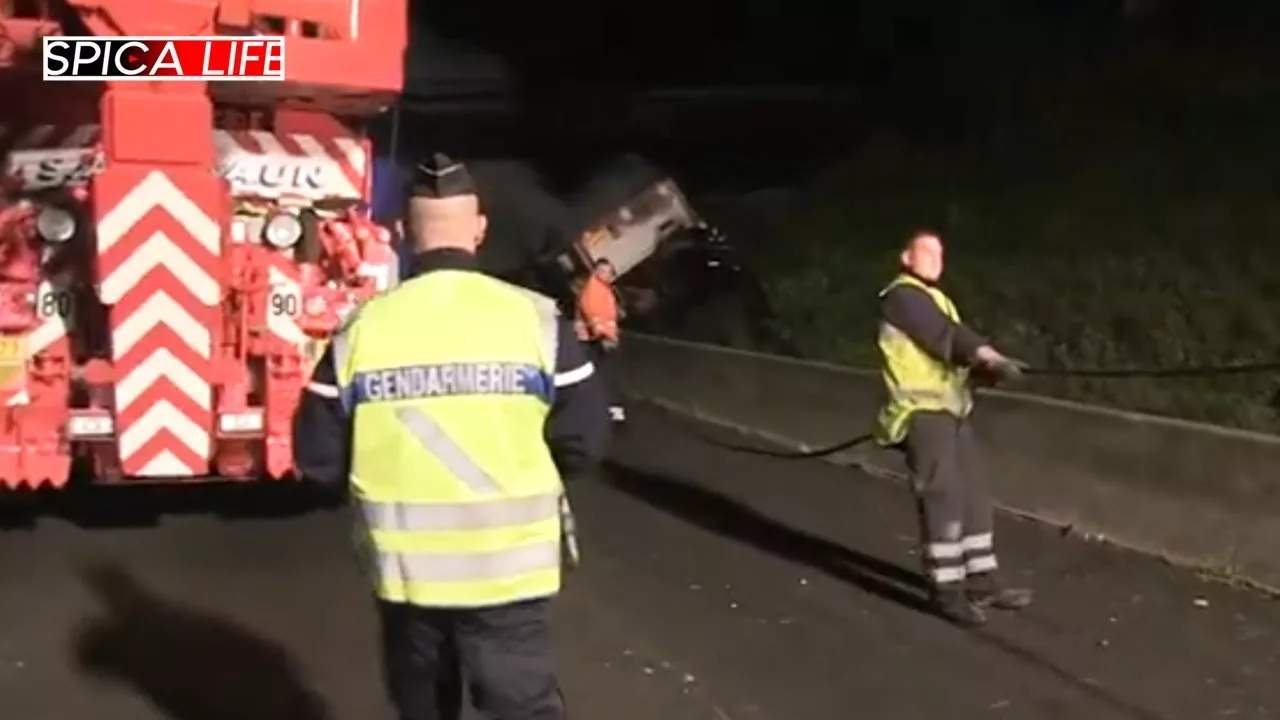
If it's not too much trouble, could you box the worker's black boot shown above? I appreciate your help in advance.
[967,572,1033,611]
[930,583,987,627]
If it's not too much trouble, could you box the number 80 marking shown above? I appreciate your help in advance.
[36,286,73,321]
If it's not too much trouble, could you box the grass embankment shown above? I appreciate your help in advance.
[754,49,1280,433]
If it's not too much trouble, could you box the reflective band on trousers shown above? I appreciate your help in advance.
[377,541,562,584]
[932,566,966,583]
[362,493,561,532]
[927,541,964,560]
[967,555,998,573]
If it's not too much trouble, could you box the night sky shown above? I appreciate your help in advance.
[413,0,1279,90]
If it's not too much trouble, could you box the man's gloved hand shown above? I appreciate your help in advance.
[973,345,1028,383]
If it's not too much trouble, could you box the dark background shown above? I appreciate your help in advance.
[380,0,1280,433]
[390,0,1280,194]
[408,0,1278,128]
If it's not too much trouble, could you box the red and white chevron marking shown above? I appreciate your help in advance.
[213,130,368,200]
[0,123,100,149]
[97,170,222,477]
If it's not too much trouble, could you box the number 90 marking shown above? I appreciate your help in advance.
[268,286,300,317]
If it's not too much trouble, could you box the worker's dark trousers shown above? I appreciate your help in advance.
[587,341,623,419]
[901,411,998,592]
[377,598,565,720]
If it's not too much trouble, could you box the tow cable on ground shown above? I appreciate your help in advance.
[1021,359,1280,379]
[692,358,1280,460]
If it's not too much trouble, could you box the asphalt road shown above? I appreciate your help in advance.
[2,403,1279,720]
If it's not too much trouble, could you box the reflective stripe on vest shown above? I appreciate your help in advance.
[333,270,567,608]
[874,274,973,446]
[362,493,562,588]
[362,493,561,532]
[375,541,562,586]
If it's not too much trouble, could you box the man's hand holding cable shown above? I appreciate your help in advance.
[973,345,1026,383]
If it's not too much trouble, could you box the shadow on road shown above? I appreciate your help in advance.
[606,459,1166,720]
[602,461,932,613]
[72,560,334,720]
[1,480,344,531]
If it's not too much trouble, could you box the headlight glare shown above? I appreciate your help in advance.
[263,213,303,249]
[36,206,76,243]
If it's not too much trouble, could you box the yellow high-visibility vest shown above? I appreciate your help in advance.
[331,269,565,608]
[874,273,973,446]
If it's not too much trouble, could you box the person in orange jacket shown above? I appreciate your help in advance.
[575,258,625,422]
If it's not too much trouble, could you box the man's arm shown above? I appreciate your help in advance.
[881,285,989,366]
[613,286,628,321]
[292,344,351,491]
[547,317,611,482]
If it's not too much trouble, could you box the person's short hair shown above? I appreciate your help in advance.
[593,258,614,269]
[903,228,941,253]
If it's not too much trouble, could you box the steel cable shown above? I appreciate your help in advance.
[1021,359,1280,379]
[691,358,1280,460]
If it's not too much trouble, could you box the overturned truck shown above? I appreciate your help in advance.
[372,132,742,341]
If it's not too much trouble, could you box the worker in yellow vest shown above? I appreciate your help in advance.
[293,153,609,720]
[874,230,1032,628]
